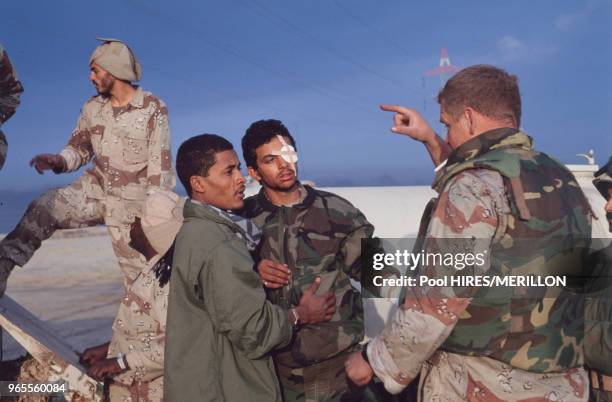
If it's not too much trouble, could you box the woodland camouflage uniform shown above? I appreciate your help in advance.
[243,184,379,402]
[0,43,24,169]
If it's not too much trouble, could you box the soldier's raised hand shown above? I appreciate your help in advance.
[257,259,291,289]
[380,104,436,143]
[295,277,336,324]
[380,104,451,166]
[29,153,66,174]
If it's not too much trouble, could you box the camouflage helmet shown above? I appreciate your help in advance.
[593,156,612,200]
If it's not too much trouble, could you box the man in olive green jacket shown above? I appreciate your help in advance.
[164,134,336,402]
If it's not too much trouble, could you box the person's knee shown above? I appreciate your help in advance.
[24,189,63,225]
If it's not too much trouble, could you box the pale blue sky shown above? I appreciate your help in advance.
[1,0,610,191]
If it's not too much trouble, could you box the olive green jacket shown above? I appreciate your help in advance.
[164,200,292,402]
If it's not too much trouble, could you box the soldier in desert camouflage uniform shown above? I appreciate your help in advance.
[80,189,183,402]
[240,119,382,402]
[346,65,593,401]
[0,38,174,296]
[585,156,612,402]
[0,43,24,169]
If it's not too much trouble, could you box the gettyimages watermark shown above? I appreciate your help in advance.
[360,237,611,299]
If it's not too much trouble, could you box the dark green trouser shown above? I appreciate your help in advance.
[277,350,381,402]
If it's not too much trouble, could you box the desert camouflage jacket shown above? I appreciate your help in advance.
[368,128,592,400]
[242,184,372,368]
[58,87,175,225]
[0,44,23,127]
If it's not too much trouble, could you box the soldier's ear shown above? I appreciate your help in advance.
[464,108,475,135]
[247,166,262,182]
[190,175,206,195]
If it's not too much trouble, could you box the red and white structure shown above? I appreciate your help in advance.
[424,48,461,87]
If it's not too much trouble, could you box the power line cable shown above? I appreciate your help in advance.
[146,64,367,130]
[333,0,417,60]
[238,0,411,91]
[128,0,380,117]
[332,0,429,109]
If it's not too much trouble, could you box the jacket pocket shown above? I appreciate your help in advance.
[122,132,148,164]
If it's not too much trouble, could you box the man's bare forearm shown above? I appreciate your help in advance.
[424,134,451,166]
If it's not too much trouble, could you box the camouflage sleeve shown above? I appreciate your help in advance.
[339,207,375,281]
[338,206,399,288]
[0,45,24,126]
[145,99,175,193]
[59,104,94,172]
[367,169,508,394]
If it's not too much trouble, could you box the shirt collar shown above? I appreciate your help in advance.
[94,86,145,109]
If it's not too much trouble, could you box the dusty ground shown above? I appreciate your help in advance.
[1,226,123,360]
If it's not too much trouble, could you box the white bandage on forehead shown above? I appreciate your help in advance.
[270,135,298,165]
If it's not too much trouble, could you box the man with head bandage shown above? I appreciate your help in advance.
[0,38,175,297]
[240,119,384,401]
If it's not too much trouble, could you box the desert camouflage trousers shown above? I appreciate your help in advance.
[277,349,379,402]
[418,351,588,402]
[0,172,146,285]
[109,376,163,402]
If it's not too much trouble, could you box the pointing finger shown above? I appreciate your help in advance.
[380,104,414,115]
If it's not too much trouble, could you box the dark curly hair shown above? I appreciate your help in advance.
[176,134,233,197]
[241,119,296,168]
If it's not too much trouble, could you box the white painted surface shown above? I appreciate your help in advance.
[2,164,609,359]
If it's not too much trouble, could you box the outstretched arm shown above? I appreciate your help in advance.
[30,107,93,174]
[44,105,95,174]
[380,104,451,166]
